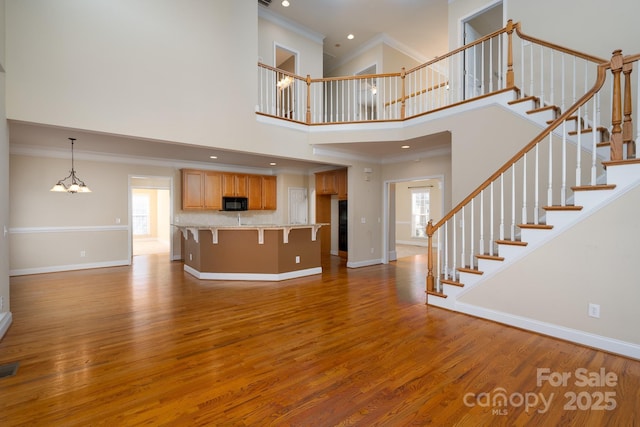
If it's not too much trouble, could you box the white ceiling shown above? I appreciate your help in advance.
[261,0,449,74]
[10,1,458,172]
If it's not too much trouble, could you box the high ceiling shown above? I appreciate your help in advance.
[10,1,457,172]
[260,0,449,74]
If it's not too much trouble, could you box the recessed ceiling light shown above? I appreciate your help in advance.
[401,145,410,149]
[281,0,289,6]
[347,34,355,40]
[270,162,277,166]
[209,155,218,159]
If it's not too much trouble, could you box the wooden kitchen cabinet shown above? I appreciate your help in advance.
[222,173,248,197]
[261,175,277,210]
[203,171,223,210]
[315,171,337,195]
[182,169,276,211]
[336,168,347,200]
[182,169,223,210]
[247,175,263,210]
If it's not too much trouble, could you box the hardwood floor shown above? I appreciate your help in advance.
[1,254,638,426]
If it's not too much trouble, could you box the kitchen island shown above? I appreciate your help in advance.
[175,224,326,281]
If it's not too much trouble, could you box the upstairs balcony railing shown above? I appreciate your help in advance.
[257,20,607,126]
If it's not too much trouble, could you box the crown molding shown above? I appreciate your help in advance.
[258,7,325,45]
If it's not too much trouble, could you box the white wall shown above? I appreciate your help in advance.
[6,0,258,149]
[0,0,10,332]
[459,183,640,347]
[449,0,640,60]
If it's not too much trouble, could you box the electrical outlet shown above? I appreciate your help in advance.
[0,296,4,312]
[80,250,86,257]
[189,253,193,261]
[115,218,121,224]
[588,303,600,318]
[295,256,300,264]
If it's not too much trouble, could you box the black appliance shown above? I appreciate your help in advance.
[222,196,248,211]
[338,200,348,252]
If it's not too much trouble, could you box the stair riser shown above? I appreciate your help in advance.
[477,259,505,275]
[496,244,528,260]
[458,271,483,287]
[519,228,552,245]
[427,295,456,310]
[573,190,616,209]
[544,210,581,228]
[509,101,537,116]
[606,163,640,188]
[528,110,556,126]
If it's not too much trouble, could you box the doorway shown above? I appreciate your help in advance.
[461,1,504,99]
[130,176,172,258]
[383,176,444,263]
[275,44,298,119]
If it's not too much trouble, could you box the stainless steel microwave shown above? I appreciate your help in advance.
[222,196,248,211]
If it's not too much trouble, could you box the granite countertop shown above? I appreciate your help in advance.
[173,223,327,244]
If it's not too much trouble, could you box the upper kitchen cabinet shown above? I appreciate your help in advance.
[222,173,248,197]
[182,169,223,210]
[261,176,277,210]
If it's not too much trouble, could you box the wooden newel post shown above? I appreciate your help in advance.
[400,67,406,120]
[622,61,635,158]
[306,75,312,124]
[426,220,435,295]
[610,50,624,161]
[506,20,515,88]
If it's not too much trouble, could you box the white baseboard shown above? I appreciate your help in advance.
[346,258,383,268]
[456,302,640,360]
[184,264,322,281]
[0,312,13,340]
[9,260,131,276]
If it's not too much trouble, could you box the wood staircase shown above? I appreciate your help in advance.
[427,86,639,306]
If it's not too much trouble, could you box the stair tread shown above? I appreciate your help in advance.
[495,239,528,246]
[476,254,505,261]
[518,223,553,229]
[568,126,608,136]
[441,278,464,287]
[543,205,583,211]
[508,95,539,106]
[527,105,560,115]
[602,158,640,167]
[457,267,483,275]
[571,184,616,191]
[546,115,581,125]
[597,140,633,147]
[427,290,448,299]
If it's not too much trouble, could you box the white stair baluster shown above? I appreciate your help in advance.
[500,173,505,239]
[479,189,485,255]
[490,181,495,256]
[511,166,516,240]
[470,199,475,268]
[561,121,567,206]
[534,144,540,223]
[522,153,528,225]
[444,221,449,280]
[548,133,553,206]
[591,96,598,184]
[452,213,457,279]
[461,206,465,268]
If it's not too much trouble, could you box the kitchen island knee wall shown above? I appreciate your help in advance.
[177,225,325,281]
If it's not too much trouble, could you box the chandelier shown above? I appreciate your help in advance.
[50,137,92,193]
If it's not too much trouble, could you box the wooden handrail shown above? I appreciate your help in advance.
[514,22,607,64]
[425,59,611,293]
[309,72,401,84]
[404,21,514,75]
[429,63,610,233]
[385,81,449,107]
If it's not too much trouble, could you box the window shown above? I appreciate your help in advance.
[411,188,430,238]
[132,193,150,236]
